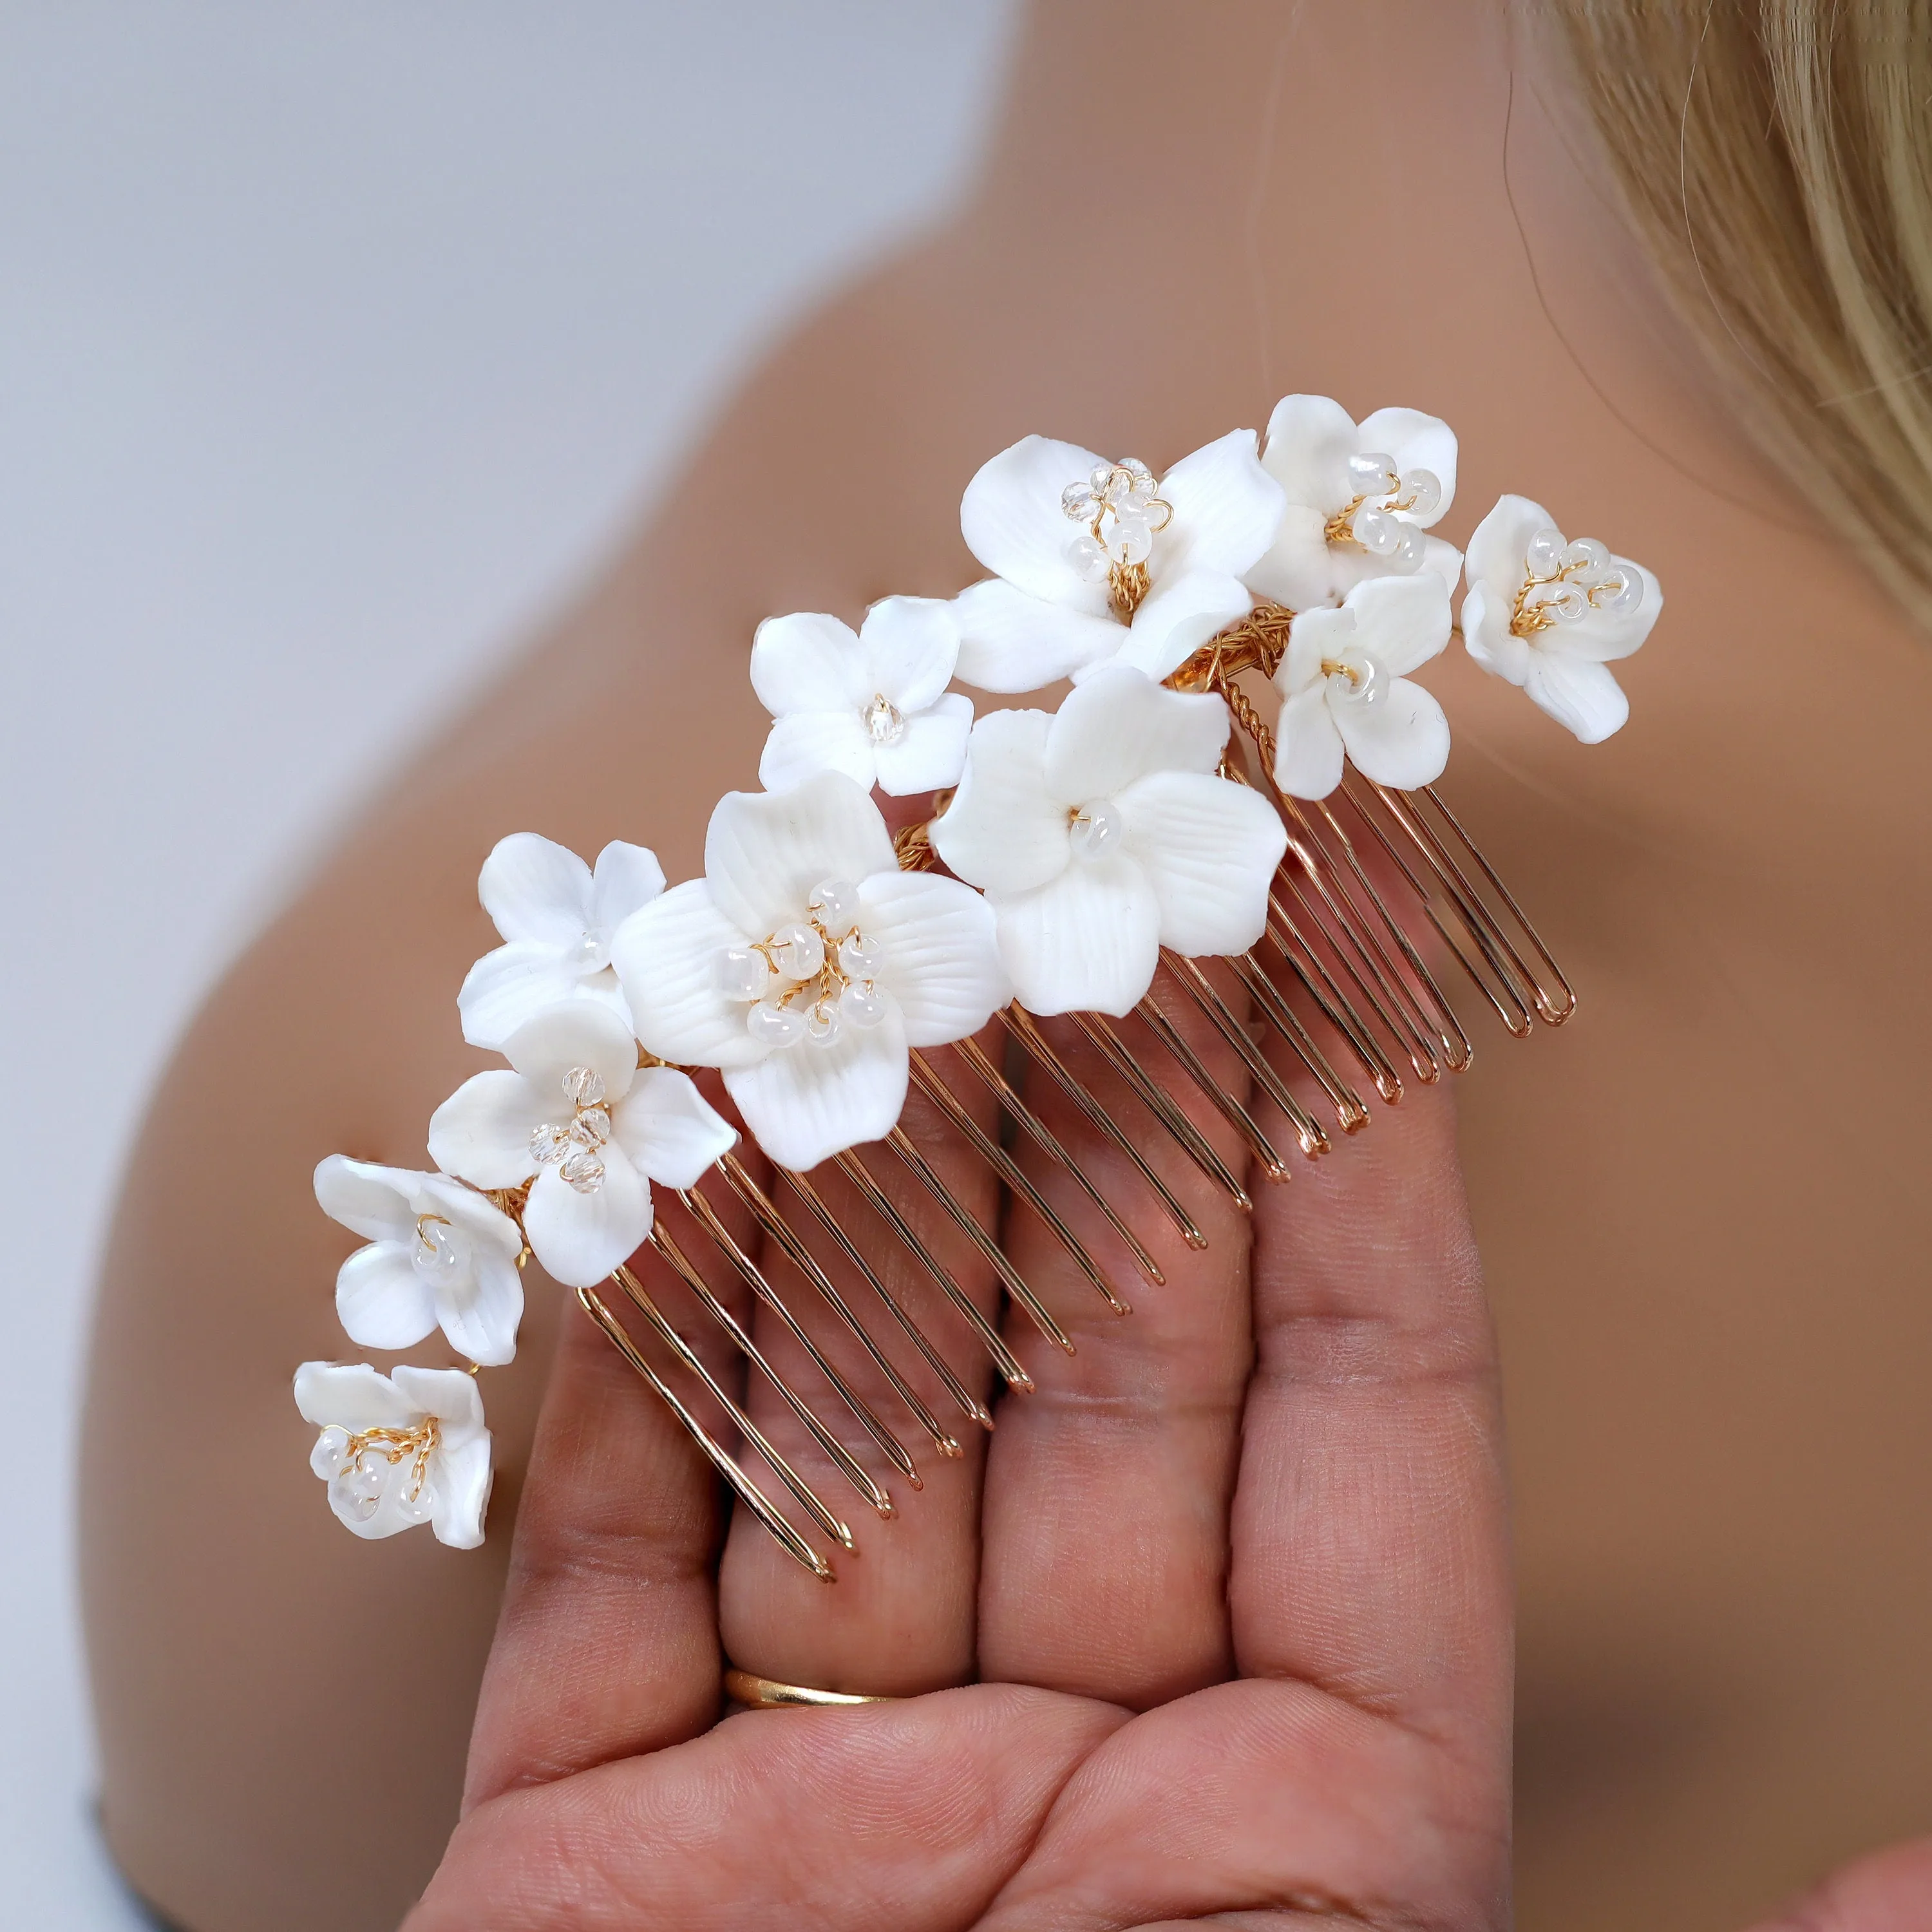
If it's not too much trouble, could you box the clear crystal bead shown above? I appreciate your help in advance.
[1089,461,1114,493]
[747,999,807,1048]
[863,694,906,746]
[1352,504,1401,556]
[1068,797,1124,860]
[559,1148,606,1193]
[569,929,609,973]
[568,1105,611,1148]
[562,1065,606,1107]
[1347,449,1399,494]
[838,929,882,976]
[840,979,887,1028]
[529,1121,571,1164]
[1399,468,1442,519]
[1061,481,1095,520]
[806,999,842,1047]
[1329,650,1388,708]
[1595,567,1643,616]
[330,1453,388,1523]
[772,922,824,978]
[1063,531,1111,582]
[808,878,859,929]
[412,1218,465,1280]
[1120,456,1153,482]
[310,1428,350,1481]
[715,945,767,1000]
[1525,527,1567,576]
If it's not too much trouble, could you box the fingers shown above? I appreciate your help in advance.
[1745,1837,1932,1932]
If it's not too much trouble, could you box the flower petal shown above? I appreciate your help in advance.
[1155,430,1284,580]
[1340,572,1452,677]
[433,1245,524,1368]
[1422,536,1464,598]
[703,774,897,939]
[428,1433,493,1549]
[1118,770,1287,958]
[1046,664,1229,800]
[613,881,767,1072]
[1258,393,1359,512]
[1356,406,1459,524]
[477,833,595,948]
[993,855,1161,1019]
[392,1364,486,1438]
[1274,683,1347,799]
[1524,654,1631,743]
[500,999,639,1108]
[589,842,667,935]
[457,942,589,1052]
[611,1066,738,1189]
[1244,503,1339,611]
[859,595,960,715]
[1459,582,1528,683]
[415,1171,526,1258]
[1108,569,1254,683]
[313,1155,417,1245]
[1331,676,1453,788]
[929,706,1069,895]
[724,1007,909,1173]
[1282,603,1350,693]
[872,690,973,796]
[1464,494,1552,598]
[1560,560,1663,662]
[758,710,876,793]
[750,611,866,716]
[522,1155,650,1289]
[294,1361,415,1433]
[860,869,1011,1046]
[334,1243,437,1352]
[951,576,1123,692]
[427,1069,551,1189]
[960,434,1112,612]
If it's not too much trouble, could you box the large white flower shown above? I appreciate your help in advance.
[426,1001,735,1289]
[1461,494,1662,743]
[1245,393,1463,611]
[1273,574,1454,799]
[930,665,1289,1018]
[950,431,1285,691]
[294,1361,493,1549]
[457,834,666,1050]
[314,1156,526,1367]
[752,596,973,796]
[612,772,1010,1173]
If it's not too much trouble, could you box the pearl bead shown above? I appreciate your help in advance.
[1399,468,1442,519]
[772,922,824,978]
[746,1000,807,1048]
[1063,532,1110,582]
[1068,798,1123,860]
[1105,507,1153,565]
[1353,504,1401,556]
[1545,585,1589,624]
[569,929,609,973]
[1596,567,1643,616]
[1331,650,1388,708]
[412,1220,465,1281]
[1562,536,1611,582]
[310,1428,350,1481]
[808,878,859,929]
[1525,527,1567,576]
[330,1454,388,1523]
[1391,523,1425,571]
[839,979,887,1028]
[715,945,768,1001]
[1347,449,1399,494]
[838,930,882,976]
[806,1000,842,1048]
[393,1478,435,1526]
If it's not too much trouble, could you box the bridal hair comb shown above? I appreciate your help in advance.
[294,393,1660,1574]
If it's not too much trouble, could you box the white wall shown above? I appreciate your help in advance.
[0,5,1016,1922]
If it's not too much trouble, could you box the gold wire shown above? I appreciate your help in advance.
[1131,992,1293,1181]
[1228,949,1370,1132]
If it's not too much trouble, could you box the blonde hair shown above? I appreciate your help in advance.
[1548,1,1932,626]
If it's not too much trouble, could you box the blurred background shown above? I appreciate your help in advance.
[0,4,1017,1922]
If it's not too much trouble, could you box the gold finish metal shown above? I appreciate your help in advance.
[724,1667,894,1709]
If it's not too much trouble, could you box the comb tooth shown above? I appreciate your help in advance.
[831,1150,1037,1390]
[577,1284,833,1580]
[909,1051,1130,1314]
[1066,1011,1255,1209]
[673,1186,922,1490]
[775,1162,994,1433]
[1264,895,1405,1103]
[1130,992,1293,1180]
[998,1007,1208,1251]
[630,1239,893,1520]
[884,1126,1076,1353]
[948,1034,1165,1285]
[1229,949,1370,1132]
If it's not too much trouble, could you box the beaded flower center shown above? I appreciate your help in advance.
[1323,450,1443,573]
[1508,527,1643,639]
[1061,458,1174,621]
[715,878,889,1051]
[312,1415,441,1524]
[528,1065,613,1195]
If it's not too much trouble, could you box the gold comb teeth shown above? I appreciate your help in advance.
[294,401,1660,1581]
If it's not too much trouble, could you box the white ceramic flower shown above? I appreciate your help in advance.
[1245,393,1463,612]
[930,665,1289,1018]
[752,596,973,796]
[1273,574,1454,800]
[426,1001,735,1289]
[950,431,1285,691]
[294,1361,493,1548]
[457,834,666,1050]
[313,1157,526,1368]
[1461,495,1662,743]
[612,772,1010,1173]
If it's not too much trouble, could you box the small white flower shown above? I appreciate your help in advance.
[1274,574,1454,800]
[613,772,1010,1173]
[294,1361,493,1549]
[931,665,1288,1018]
[314,1157,526,1367]
[951,431,1285,691]
[752,597,974,797]
[1246,393,1463,611]
[457,835,667,1051]
[427,1001,735,1289]
[1461,494,1662,743]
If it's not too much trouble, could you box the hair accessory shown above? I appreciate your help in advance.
[295,392,1661,1576]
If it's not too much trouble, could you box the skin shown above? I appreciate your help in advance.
[80,3,1932,1929]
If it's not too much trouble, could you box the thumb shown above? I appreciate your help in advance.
[1747,1838,1932,1931]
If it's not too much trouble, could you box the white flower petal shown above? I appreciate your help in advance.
[929,706,1069,895]
[1339,573,1452,677]
[1423,536,1464,599]
[500,999,639,1108]
[334,1243,437,1352]
[457,942,589,1052]
[859,869,1010,1046]
[951,576,1124,692]
[703,774,897,938]
[1274,683,1348,799]
[433,1245,524,1368]
[313,1155,417,1245]
[1560,560,1663,663]
[522,1155,650,1289]
[1154,430,1284,580]
[428,1433,493,1549]
[613,881,768,1072]
[611,1066,737,1189]
[758,710,877,792]
[1046,664,1229,800]
[589,842,667,935]
[960,433,1113,612]
[1282,604,1351,693]
[427,1069,551,1189]
[1108,569,1254,683]
[1465,494,1552,598]
[859,594,960,715]
[1258,393,1359,512]
[993,855,1161,1019]
[1118,770,1287,958]
[415,1171,525,1256]
[872,690,973,795]
[1356,406,1459,524]
[1244,503,1339,611]
[1459,582,1528,682]
[1524,654,1631,743]
[392,1364,486,1439]
[294,1361,415,1433]
[750,611,866,716]
[724,1007,909,1173]
[1331,676,1453,788]
[477,833,596,949]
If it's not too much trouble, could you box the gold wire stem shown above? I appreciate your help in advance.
[996,1007,1208,1251]
[576,1284,833,1581]
[1229,949,1370,1132]
[673,1187,921,1488]
[627,1241,893,1521]
[947,1034,1164,1286]
[772,1163,990,1435]
[884,1127,1076,1354]
[1132,992,1293,1180]
[1264,896,1406,1103]
[831,1151,1036,1391]
[908,1052,1131,1316]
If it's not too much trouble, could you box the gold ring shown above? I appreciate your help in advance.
[724,1667,895,1709]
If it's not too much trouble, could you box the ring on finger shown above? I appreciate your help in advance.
[723,1666,897,1709]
